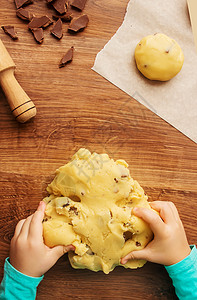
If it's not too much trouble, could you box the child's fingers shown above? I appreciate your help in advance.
[50,244,75,259]
[63,245,75,253]
[28,201,46,240]
[150,201,177,224]
[133,206,164,235]
[18,215,34,239]
[12,219,26,239]
[121,248,149,265]
[168,202,181,223]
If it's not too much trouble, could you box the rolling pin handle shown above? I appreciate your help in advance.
[0,68,36,123]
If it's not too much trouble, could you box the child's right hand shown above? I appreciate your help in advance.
[9,201,75,277]
[121,201,191,266]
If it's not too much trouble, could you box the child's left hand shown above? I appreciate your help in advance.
[9,201,75,277]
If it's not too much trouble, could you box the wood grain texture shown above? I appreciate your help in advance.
[0,0,196,299]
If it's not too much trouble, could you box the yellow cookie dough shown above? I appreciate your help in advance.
[43,148,153,274]
[135,33,184,81]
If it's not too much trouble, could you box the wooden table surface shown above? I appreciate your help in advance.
[0,0,197,299]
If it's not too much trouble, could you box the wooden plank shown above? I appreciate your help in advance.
[0,0,196,299]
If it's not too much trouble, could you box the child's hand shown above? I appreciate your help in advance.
[10,201,75,277]
[121,201,191,266]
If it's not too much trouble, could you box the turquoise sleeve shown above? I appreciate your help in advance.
[0,258,44,300]
[165,245,197,299]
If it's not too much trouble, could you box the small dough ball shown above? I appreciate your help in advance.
[134,33,184,81]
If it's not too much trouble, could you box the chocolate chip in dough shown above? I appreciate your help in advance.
[136,241,141,247]
[69,206,78,215]
[123,231,133,242]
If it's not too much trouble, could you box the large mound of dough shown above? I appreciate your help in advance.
[135,33,184,81]
[43,149,153,274]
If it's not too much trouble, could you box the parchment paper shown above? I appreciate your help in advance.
[92,0,197,143]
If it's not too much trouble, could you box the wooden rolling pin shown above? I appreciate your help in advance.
[0,39,36,123]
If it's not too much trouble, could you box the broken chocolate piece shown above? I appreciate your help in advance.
[59,47,74,68]
[15,0,33,9]
[51,0,67,15]
[31,28,44,44]
[1,26,18,40]
[52,12,72,22]
[70,0,87,11]
[16,8,34,21]
[28,16,53,29]
[51,18,63,39]
[68,14,89,32]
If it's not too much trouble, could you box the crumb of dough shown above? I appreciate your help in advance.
[134,33,184,81]
[43,148,153,274]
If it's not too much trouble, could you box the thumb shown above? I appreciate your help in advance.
[50,244,75,260]
[121,249,149,265]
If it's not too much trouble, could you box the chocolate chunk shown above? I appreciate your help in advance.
[16,8,34,21]
[15,0,33,9]
[42,217,48,223]
[62,203,69,207]
[70,0,87,11]
[68,14,89,32]
[1,26,18,40]
[31,28,44,44]
[114,178,118,183]
[52,12,72,22]
[69,206,78,215]
[51,18,63,39]
[51,0,67,15]
[123,231,133,242]
[59,47,74,68]
[136,241,141,247]
[28,16,53,29]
